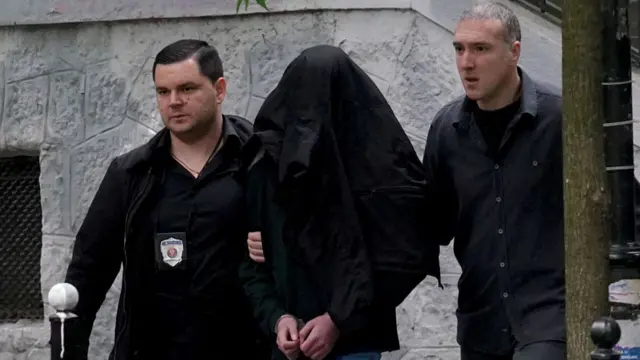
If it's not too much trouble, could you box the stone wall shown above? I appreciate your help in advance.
[0,0,636,359]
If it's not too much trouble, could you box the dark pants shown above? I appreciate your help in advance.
[461,341,565,360]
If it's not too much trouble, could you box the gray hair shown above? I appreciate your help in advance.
[459,2,522,43]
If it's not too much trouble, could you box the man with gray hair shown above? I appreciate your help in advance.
[423,2,565,359]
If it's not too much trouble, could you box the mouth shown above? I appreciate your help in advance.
[170,114,188,121]
[464,77,479,84]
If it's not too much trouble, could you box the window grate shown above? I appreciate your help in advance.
[0,156,44,322]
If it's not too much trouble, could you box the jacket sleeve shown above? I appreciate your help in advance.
[64,158,128,356]
[423,110,458,246]
[239,154,287,337]
[239,255,287,337]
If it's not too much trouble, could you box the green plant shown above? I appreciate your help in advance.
[236,0,269,12]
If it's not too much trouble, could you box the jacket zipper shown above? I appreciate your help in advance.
[114,168,153,359]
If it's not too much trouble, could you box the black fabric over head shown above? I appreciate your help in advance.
[244,44,440,333]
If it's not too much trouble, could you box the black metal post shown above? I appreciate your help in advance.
[602,0,640,283]
[591,317,622,360]
[49,313,82,360]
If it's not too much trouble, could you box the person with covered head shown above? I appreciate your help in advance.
[239,44,442,360]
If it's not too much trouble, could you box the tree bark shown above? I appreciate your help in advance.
[563,0,613,359]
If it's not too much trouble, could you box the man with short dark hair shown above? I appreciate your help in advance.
[65,39,268,359]
[424,2,565,359]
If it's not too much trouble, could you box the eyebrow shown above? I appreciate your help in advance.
[452,41,491,47]
[155,82,199,90]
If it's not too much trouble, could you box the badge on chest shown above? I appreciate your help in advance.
[154,232,188,270]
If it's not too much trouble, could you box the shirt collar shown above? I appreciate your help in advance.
[157,115,242,154]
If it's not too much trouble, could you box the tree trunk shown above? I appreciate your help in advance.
[562,0,612,359]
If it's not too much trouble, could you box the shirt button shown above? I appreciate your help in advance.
[500,262,506,268]
[533,160,539,166]
[498,228,504,235]
[503,292,509,298]
[494,164,500,170]
[496,197,502,203]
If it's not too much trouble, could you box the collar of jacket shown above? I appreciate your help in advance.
[118,115,242,173]
[454,66,539,130]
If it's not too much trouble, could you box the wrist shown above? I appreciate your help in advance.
[274,314,294,333]
[274,314,305,333]
[324,313,339,332]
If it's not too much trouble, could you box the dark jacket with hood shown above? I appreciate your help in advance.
[239,45,441,359]
[64,115,267,359]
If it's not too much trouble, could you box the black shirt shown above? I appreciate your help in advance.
[138,120,255,358]
[423,69,565,354]
[474,98,521,157]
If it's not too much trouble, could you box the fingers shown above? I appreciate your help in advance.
[247,232,265,263]
[300,334,319,355]
[299,319,333,360]
[299,321,314,341]
[300,339,318,356]
[277,321,299,342]
[277,325,300,360]
[281,339,299,350]
[277,339,299,358]
[277,319,300,347]
[249,251,265,263]
[302,334,329,360]
[287,322,299,342]
[248,231,262,242]
[247,237,263,250]
[279,340,299,360]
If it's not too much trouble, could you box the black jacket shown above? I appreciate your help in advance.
[240,45,441,357]
[64,115,265,359]
[423,68,566,353]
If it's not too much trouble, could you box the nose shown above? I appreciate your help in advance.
[458,51,475,70]
[169,91,184,107]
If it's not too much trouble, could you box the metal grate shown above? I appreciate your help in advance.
[0,156,43,322]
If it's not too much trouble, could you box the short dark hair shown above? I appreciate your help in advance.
[152,39,224,83]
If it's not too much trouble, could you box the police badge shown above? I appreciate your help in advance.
[160,238,184,267]
[154,232,187,270]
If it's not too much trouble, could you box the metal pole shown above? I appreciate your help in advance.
[48,283,82,360]
[590,317,622,360]
[601,0,640,357]
[602,0,640,280]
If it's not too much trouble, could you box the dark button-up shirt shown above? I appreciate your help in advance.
[137,118,256,358]
[423,68,565,354]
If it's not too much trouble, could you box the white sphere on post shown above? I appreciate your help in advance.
[48,283,79,312]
